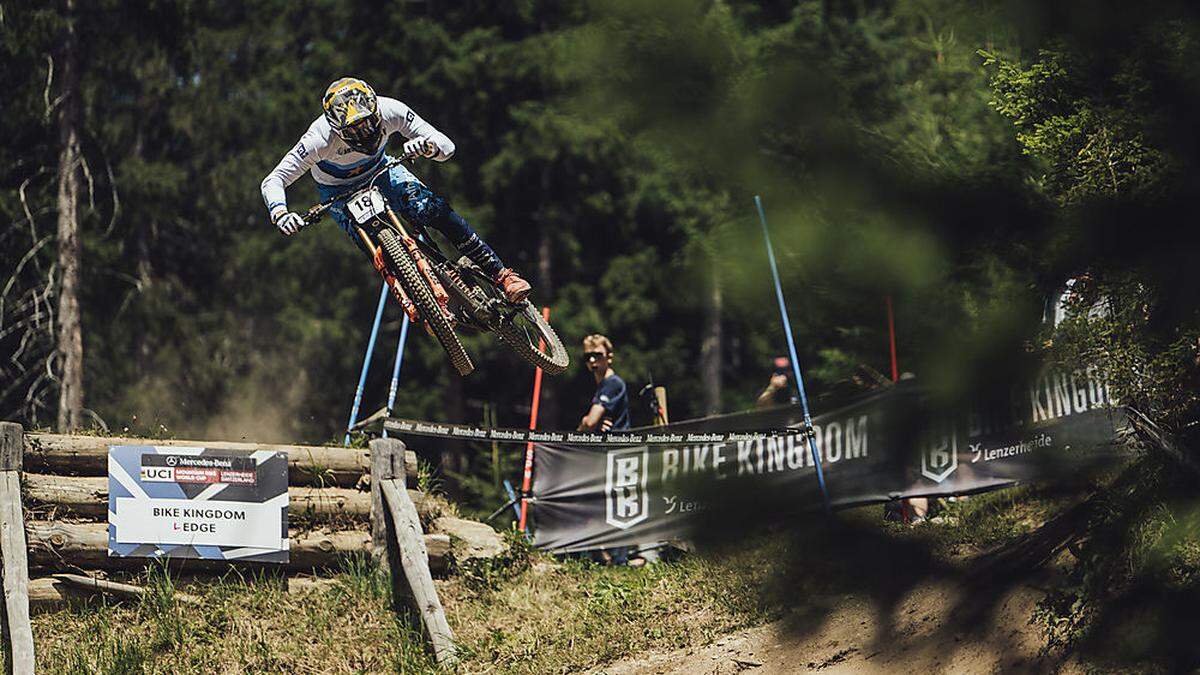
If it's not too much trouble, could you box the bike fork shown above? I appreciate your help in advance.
[384,210,453,312]
[355,226,421,323]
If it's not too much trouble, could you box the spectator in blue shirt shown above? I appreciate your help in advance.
[577,334,630,432]
[576,334,636,566]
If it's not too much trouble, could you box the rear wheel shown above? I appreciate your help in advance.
[439,257,568,375]
[377,229,474,376]
[494,302,569,375]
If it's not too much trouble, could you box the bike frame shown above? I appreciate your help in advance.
[305,158,454,323]
[304,156,531,338]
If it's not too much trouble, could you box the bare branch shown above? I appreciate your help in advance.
[35,262,58,335]
[43,54,55,124]
[82,409,109,433]
[0,290,55,339]
[12,321,44,365]
[0,285,60,340]
[102,151,120,237]
[1,343,51,401]
[43,348,56,383]
[0,234,53,328]
[80,151,95,212]
[26,370,53,417]
[19,175,40,241]
[0,316,45,343]
[17,170,49,275]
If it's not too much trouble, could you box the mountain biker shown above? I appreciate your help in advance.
[260,77,531,304]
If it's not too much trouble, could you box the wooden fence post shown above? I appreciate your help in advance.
[380,481,457,666]
[0,422,34,674]
[370,438,405,564]
[372,438,457,666]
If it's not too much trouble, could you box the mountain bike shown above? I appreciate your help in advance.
[302,157,569,377]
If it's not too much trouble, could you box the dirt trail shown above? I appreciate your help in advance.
[596,579,1084,674]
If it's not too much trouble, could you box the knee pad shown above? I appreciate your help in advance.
[400,182,451,230]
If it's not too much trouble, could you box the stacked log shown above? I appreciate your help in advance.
[24,521,450,575]
[23,433,416,488]
[23,474,440,523]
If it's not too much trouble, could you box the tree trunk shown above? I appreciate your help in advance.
[700,261,723,415]
[534,212,560,429]
[54,0,84,432]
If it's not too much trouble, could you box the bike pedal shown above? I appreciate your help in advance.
[456,256,482,273]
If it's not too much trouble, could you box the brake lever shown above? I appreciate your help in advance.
[302,202,330,226]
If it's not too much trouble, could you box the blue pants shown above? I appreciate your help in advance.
[317,161,505,277]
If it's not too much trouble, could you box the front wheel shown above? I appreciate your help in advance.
[377,229,474,376]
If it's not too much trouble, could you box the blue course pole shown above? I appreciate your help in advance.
[754,195,831,512]
[381,313,412,439]
[502,479,522,521]
[344,280,390,446]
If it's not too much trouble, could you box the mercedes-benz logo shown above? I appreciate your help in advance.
[166,455,178,467]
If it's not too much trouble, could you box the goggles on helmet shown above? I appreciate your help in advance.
[323,78,382,152]
[342,115,382,151]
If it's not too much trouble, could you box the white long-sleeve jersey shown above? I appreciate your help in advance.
[260,96,455,219]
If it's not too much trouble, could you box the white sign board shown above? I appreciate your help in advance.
[108,445,289,564]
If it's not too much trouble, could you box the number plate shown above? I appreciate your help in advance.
[346,187,386,224]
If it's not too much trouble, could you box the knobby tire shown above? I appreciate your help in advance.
[494,303,568,375]
[437,259,568,375]
[377,229,474,376]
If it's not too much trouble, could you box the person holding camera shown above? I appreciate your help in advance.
[756,356,799,409]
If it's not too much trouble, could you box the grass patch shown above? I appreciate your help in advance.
[1032,457,1200,670]
[33,560,437,673]
[30,482,1122,673]
[30,535,792,674]
[445,539,790,673]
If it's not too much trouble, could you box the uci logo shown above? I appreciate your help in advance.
[140,466,175,482]
[605,447,649,530]
[920,420,959,484]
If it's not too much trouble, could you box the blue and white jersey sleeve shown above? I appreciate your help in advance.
[260,121,327,220]
[379,97,455,161]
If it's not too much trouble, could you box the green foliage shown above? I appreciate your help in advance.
[1033,458,1200,666]
[2,0,1049,460]
[981,47,1171,204]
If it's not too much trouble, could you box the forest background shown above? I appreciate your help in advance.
[3,0,1199,509]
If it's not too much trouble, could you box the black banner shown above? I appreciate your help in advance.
[530,370,1130,553]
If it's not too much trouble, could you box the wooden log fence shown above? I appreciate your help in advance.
[0,424,475,671]
[371,438,457,667]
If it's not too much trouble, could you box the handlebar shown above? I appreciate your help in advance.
[301,154,419,226]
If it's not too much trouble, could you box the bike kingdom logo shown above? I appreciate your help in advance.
[605,447,649,529]
[920,419,959,483]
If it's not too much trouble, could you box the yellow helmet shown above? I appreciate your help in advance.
[322,77,382,153]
